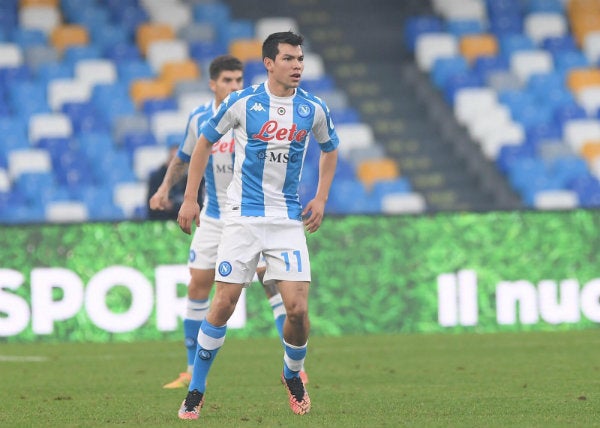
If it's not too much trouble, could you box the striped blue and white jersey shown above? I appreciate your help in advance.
[201,82,339,220]
[178,100,235,220]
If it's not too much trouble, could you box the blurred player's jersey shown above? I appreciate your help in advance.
[201,82,339,220]
[178,100,234,219]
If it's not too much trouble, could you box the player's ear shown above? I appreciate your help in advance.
[263,57,273,72]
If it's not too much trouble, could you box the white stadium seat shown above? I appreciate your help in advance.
[28,113,73,144]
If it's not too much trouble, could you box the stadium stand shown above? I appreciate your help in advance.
[1,0,423,224]
[5,0,600,224]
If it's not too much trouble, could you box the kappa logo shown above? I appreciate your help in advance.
[249,102,265,112]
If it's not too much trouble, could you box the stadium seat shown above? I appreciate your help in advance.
[344,145,386,167]
[577,86,600,116]
[356,158,400,188]
[326,178,374,214]
[50,24,89,54]
[136,23,175,56]
[301,53,326,80]
[254,17,299,42]
[404,15,444,52]
[533,189,579,209]
[430,56,469,88]
[380,192,427,214]
[580,140,600,163]
[133,145,169,180]
[130,79,172,107]
[459,34,499,63]
[563,118,600,152]
[178,22,216,44]
[582,30,600,64]
[0,43,23,68]
[8,149,52,180]
[334,123,376,157]
[509,50,554,85]
[113,181,149,218]
[150,110,189,145]
[220,19,255,47]
[74,58,117,87]
[177,90,212,114]
[229,38,262,62]
[28,112,73,144]
[113,114,150,145]
[159,59,200,91]
[415,32,458,71]
[47,78,91,111]
[192,2,231,27]
[453,86,498,126]
[24,44,58,72]
[566,68,600,93]
[143,0,192,32]
[433,0,486,22]
[524,12,568,44]
[19,5,61,35]
[0,169,10,193]
[146,39,189,73]
[45,200,89,223]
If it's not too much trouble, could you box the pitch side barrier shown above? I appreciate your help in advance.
[1,210,599,343]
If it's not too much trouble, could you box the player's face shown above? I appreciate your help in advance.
[211,70,244,104]
[267,43,304,94]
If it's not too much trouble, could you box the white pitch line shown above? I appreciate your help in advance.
[0,355,48,362]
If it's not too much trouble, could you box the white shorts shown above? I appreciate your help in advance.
[215,216,311,286]
[188,214,266,271]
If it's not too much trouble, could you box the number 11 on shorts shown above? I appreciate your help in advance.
[281,250,302,272]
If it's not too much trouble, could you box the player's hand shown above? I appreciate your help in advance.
[149,186,172,211]
[177,199,200,235]
[302,198,325,233]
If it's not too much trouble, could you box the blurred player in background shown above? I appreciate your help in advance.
[146,141,199,220]
[149,55,302,389]
[176,31,339,419]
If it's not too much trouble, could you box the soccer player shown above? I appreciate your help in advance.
[176,31,339,419]
[149,55,296,389]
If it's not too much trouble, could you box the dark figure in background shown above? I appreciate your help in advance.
[147,144,203,220]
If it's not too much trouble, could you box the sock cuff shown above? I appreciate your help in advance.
[268,293,283,307]
[198,321,227,350]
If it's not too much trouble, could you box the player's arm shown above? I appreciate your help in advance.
[149,156,189,211]
[178,134,212,235]
[302,148,338,234]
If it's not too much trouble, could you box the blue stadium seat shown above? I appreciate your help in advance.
[445,19,484,37]
[103,42,142,63]
[10,28,46,48]
[219,19,255,47]
[403,15,444,52]
[431,56,469,89]
[189,40,228,62]
[472,55,510,82]
[142,98,178,116]
[193,3,231,27]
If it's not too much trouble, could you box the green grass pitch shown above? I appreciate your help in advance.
[0,329,597,427]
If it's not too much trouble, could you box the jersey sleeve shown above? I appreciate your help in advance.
[201,91,242,144]
[311,101,339,153]
[177,112,198,163]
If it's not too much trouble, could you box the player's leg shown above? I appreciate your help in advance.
[178,281,244,420]
[166,216,221,389]
[278,280,311,415]
[258,263,286,339]
[179,216,261,419]
[262,217,312,414]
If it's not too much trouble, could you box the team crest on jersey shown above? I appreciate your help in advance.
[297,104,311,118]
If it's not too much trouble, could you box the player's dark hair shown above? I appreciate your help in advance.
[209,55,243,80]
[262,31,304,60]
